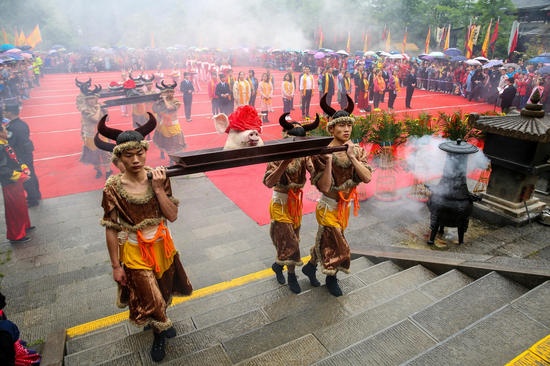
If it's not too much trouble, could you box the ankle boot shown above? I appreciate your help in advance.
[287,272,301,294]
[163,326,176,338]
[272,262,285,284]
[94,168,102,179]
[302,262,320,287]
[326,275,343,297]
[160,151,165,159]
[150,331,166,362]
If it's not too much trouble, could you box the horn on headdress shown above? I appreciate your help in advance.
[344,95,355,114]
[161,80,169,89]
[79,84,91,95]
[303,114,320,132]
[75,77,83,88]
[129,71,137,81]
[278,113,295,131]
[94,133,116,152]
[320,93,336,117]
[135,113,157,137]
[169,81,177,89]
[156,82,165,91]
[97,115,123,141]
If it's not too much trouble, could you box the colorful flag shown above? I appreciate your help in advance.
[472,25,482,45]
[439,27,446,50]
[444,24,450,50]
[346,28,350,54]
[25,25,42,48]
[18,30,27,46]
[402,28,407,53]
[364,30,368,52]
[1,27,8,44]
[508,20,519,56]
[14,26,18,47]
[481,20,492,57]
[382,24,387,41]
[386,29,391,52]
[425,27,430,54]
[490,18,499,54]
[319,25,324,48]
[466,23,475,58]
[362,25,365,43]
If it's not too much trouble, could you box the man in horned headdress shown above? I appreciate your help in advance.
[264,114,318,294]
[152,81,187,160]
[79,84,113,179]
[75,77,92,112]
[94,114,193,362]
[301,94,372,297]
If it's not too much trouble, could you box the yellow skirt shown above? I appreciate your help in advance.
[269,200,302,229]
[120,239,175,279]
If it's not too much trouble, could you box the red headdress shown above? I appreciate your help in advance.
[123,79,136,89]
[226,105,262,133]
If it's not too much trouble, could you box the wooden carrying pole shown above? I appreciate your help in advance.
[147,137,348,179]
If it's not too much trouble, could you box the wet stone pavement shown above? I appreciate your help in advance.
[0,174,549,344]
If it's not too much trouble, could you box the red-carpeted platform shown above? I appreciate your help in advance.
[22,69,493,225]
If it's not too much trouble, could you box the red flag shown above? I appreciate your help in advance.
[439,27,446,49]
[425,27,431,54]
[382,24,387,40]
[319,25,324,48]
[508,22,518,55]
[368,29,371,48]
[334,25,337,45]
[347,28,351,54]
[490,18,499,54]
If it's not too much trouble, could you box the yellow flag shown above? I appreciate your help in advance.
[346,29,350,54]
[1,27,8,44]
[363,32,368,52]
[402,28,407,54]
[444,24,450,50]
[481,20,492,57]
[18,30,27,47]
[466,24,475,58]
[425,27,430,54]
[386,29,391,52]
[26,25,42,49]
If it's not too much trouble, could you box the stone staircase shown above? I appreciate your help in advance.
[61,257,550,365]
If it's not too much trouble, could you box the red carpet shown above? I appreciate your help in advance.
[22,69,494,224]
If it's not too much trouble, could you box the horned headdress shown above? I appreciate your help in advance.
[320,93,355,132]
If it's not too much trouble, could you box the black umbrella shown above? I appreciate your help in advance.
[538,53,550,58]
[537,65,550,74]
[434,56,450,63]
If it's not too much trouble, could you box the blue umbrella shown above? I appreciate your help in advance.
[9,54,23,61]
[0,44,15,51]
[389,51,400,54]
[450,56,468,62]
[444,48,462,57]
[537,65,550,74]
[418,54,434,61]
[0,55,14,61]
[20,45,32,51]
[51,45,64,50]
[528,57,550,63]
[355,50,364,56]
[538,53,550,58]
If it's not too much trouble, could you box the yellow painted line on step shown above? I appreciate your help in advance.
[505,334,550,365]
[66,256,312,338]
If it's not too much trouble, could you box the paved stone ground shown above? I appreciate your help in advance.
[0,173,548,344]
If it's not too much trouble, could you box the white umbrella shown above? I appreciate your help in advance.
[474,56,489,63]
[336,50,349,56]
[379,52,391,57]
[389,54,404,59]
[429,52,445,57]
[364,51,376,56]
[466,59,482,66]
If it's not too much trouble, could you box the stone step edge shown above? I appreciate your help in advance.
[504,333,550,365]
[403,300,547,365]
[351,244,550,289]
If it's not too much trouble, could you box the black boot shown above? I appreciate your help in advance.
[287,272,301,294]
[302,262,320,287]
[94,168,102,179]
[160,151,165,159]
[105,170,112,180]
[272,262,285,284]
[326,275,343,297]
[150,331,166,362]
[163,326,176,339]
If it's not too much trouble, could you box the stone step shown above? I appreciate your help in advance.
[138,309,269,365]
[315,269,473,354]
[317,319,437,366]
[410,271,528,342]
[509,280,550,328]
[150,344,232,366]
[221,265,435,363]
[190,257,375,329]
[65,309,266,366]
[235,334,330,366]
[66,323,129,354]
[404,305,550,365]
[96,351,142,366]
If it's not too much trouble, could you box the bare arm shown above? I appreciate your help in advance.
[345,140,372,183]
[106,211,126,286]
[151,167,178,222]
[264,160,292,188]
[163,97,177,111]
[317,155,333,194]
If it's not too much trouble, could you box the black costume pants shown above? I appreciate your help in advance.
[23,160,41,204]
[405,86,415,108]
[388,90,397,109]
[302,90,312,117]
[211,98,220,115]
[183,95,192,120]
[249,93,256,108]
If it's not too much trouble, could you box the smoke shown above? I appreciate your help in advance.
[405,135,490,179]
